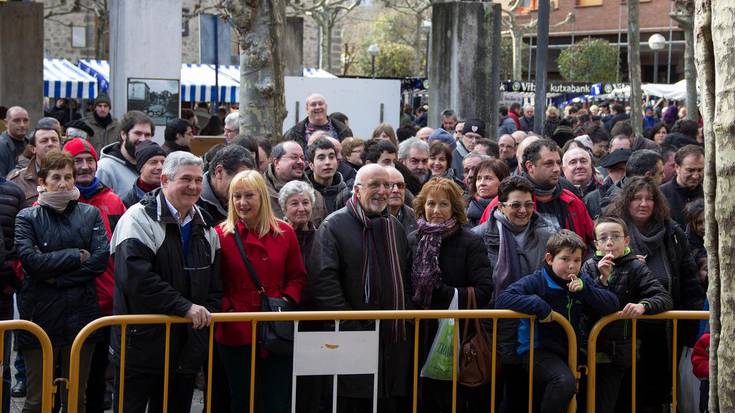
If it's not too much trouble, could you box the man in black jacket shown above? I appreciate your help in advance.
[283,94,353,149]
[197,145,255,225]
[308,164,412,412]
[306,137,346,215]
[660,145,704,227]
[110,151,221,411]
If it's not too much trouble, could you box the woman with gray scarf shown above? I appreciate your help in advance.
[471,175,554,411]
[606,176,704,412]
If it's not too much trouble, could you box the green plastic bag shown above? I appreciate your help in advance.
[420,289,458,381]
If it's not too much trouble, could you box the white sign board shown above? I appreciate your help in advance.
[284,77,401,140]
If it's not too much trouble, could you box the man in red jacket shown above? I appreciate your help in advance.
[64,138,126,412]
[480,139,595,248]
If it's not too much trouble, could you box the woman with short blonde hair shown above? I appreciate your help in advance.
[215,170,306,413]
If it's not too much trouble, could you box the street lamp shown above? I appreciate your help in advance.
[367,44,380,78]
[648,33,666,83]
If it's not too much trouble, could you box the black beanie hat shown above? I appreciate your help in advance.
[462,118,487,137]
[135,140,166,173]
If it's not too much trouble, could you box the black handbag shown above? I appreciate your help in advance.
[233,230,295,355]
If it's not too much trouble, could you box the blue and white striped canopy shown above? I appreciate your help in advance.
[180,64,239,104]
[44,58,98,99]
[78,59,110,94]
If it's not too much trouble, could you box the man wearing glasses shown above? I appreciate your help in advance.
[308,163,412,412]
[385,165,417,234]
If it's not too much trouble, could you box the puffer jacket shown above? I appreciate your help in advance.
[15,201,109,349]
[110,189,222,374]
[581,251,673,366]
[283,117,353,149]
[307,171,347,215]
[0,179,28,293]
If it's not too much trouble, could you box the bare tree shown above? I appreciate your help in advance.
[627,0,642,138]
[381,0,432,76]
[220,0,287,142]
[44,0,110,59]
[289,0,361,73]
[694,0,735,411]
[501,0,574,81]
[673,0,698,122]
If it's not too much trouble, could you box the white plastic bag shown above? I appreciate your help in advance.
[678,346,700,413]
[420,289,459,381]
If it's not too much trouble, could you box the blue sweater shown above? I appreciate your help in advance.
[496,267,619,358]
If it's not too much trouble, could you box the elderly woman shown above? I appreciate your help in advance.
[466,159,509,226]
[606,176,705,412]
[471,175,554,411]
[216,170,307,413]
[15,150,109,413]
[408,177,493,412]
[278,180,316,264]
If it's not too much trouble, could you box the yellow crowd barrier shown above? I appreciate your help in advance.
[65,310,579,413]
[0,320,55,413]
[585,310,709,413]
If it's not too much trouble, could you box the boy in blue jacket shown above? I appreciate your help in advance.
[496,229,619,413]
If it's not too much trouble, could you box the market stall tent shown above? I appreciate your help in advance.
[44,58,98,99]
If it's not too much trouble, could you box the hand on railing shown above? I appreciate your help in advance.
[186,304,212,329]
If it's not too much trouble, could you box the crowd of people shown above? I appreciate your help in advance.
[0,93,709,413]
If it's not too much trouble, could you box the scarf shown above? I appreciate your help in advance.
[628,220,672,289]
[346,193,406,340]
[467,196,492,225]
[94,112,113,128]
[522,171,561,198]
[305,120,336,142]
[37,186,80,213]
[411,217,458,309]
[76,177,101,199]
[136,178,159,193]
[492,209,525,300]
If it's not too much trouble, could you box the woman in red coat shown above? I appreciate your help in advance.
[215,170,307,413]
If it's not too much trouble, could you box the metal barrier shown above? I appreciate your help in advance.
[585,310,709,413]
[66,310,579,413]
[0,320,55,413]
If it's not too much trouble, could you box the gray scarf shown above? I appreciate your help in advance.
[37,187,80,213]
[628,220,672,289]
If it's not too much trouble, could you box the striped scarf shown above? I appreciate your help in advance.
[347,193,407,340]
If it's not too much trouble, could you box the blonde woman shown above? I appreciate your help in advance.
[215,170,307,413]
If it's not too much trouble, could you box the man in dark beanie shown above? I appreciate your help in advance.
[64,119,95,143]
[84,94,119,152]
[121,140,166,207]
[452,118,485,180]
[162,118,193,154]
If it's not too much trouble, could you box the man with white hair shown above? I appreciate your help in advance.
[110,151,221,411]
[398,137,430,183]
[283,93,353,148]
[223,112,239,144]
[562,147,598,197]
[519,104,534,132]
[415,127,433,141]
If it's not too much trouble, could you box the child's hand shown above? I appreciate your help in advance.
[597,253,615,282]
[618,303,645,318]
[567,274,583,292]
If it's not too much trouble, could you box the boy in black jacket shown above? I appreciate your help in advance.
[496,230,619,413]
[581,216,673,413]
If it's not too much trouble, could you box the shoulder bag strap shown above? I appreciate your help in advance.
[233,229,267,297]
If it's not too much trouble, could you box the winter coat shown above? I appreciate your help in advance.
[581,251,673,366]
[110,189,222,374]
[15,201,110,349]
[7,159,40,205]
[121,180,147,209]
[307,206,413,399]
[283,117,353,149]
[197,172,228,226]
[407,227,493,311]
[78,183,126,316]
[508,111,522,130]
[692,333,710,380]
[0,131,25,178]
[466,196,492,228]
[451,141,471,181]
[472,209,555,363]
[520,116,534,132]
[96,142,139,197]
[337,160,358,189]
[394,204,417,235]
[83,113,119,152]
[497,116,517,136]
[215,220,307,346]
[495,267,619,360]
[479,188,595,247]
[661,178,703,227]
[0,179,27,293]
[264,164,326,226]
[161,141,192,155]
[308,171,348,216]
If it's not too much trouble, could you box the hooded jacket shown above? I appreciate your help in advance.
[110,189,222,374]
[96,142,139,196]
[581,250,673,366]
[307,171,347,216]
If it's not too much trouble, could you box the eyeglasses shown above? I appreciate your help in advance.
[596,235,624,243]
[356,182,391,190]
[501,201,535,211]
[390,182,406,190]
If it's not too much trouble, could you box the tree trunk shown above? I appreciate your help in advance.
[684,23,698,121]
[223,0,287,143]
[325,21,334,73]
[627,0,643,138]
[511,27,523,80]
[695,0,735,411]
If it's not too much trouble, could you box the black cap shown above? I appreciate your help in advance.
[134,140,166,173]
[462,118,486,137]
[64,119,95,138]
[600,148,632,168]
